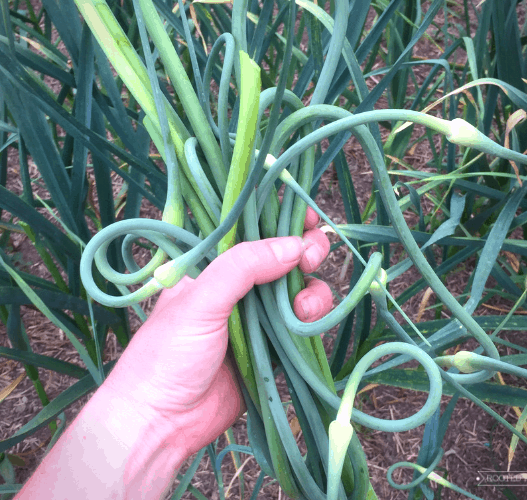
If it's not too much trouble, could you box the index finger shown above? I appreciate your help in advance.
[303,206,320,230]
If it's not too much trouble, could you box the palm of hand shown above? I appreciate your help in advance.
[103,209,331,454]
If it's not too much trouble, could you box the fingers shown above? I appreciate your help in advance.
[293,278,333,323]
[304,206,320,230]
[178,236,305,321]
[299,228,330,273]
[152,204,329,324]
[275,197,328,272]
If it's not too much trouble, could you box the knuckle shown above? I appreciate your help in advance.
[233,242,261,272]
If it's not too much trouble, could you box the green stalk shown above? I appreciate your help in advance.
[231,0,249,91]
[271,150,361,492]
[77,0,220,230]
[284,134,335,387]
[245,289,302,499]
[76,0,188,297]
[257,108,527,377]
[327,342,443,500]
[137,0,227,195]
[74,0,189,142]
[143,116,217,233]
[217,51,261,406]
[218,51,261,252]
[272,158,331,386]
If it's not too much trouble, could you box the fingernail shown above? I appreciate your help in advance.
[305,209,320,227]
[270,236,304,264]
[301,295,322,321]
[304,244,322,271]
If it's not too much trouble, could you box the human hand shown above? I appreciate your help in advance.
[102,207,332,456]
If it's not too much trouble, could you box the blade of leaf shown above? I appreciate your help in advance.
[0,251,101,384]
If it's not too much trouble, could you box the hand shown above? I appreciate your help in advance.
[102,207,332,456]
[15,208,333,500]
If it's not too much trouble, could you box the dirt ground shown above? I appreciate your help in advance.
[1,1,527,500]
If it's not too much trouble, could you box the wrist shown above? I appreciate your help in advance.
[87,383,191,496]
[16,384,191,500]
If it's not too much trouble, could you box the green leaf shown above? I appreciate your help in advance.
[366,482,380,500]
[0,251,102,384]
[0,287,120,323]
[0,346,88,379]
[362,369,527,407]
[420,193,465,251]
[170,448,207,500]
[0,187,80,260]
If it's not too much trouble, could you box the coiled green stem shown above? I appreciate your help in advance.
[327,341,443,500]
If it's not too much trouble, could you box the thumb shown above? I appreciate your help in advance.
[180,236,304,320]
[150,275,195,319]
